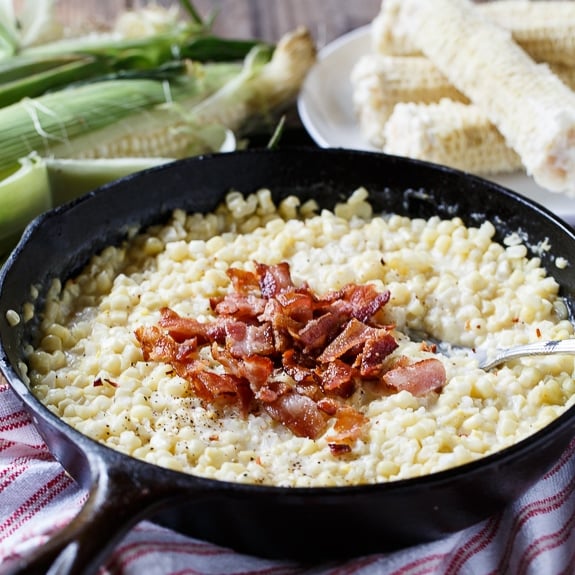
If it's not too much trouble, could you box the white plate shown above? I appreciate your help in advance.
[297,26,575,225]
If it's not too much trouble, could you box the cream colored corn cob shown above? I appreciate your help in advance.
[350,54,469,148]
[383,99,523,175]
[393,0,575,194]
[553,63,575,91]
[373,0,575,66]
[351,53,575,154]
[480,0,575,66]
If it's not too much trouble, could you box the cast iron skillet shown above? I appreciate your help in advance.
[2,148,575,575]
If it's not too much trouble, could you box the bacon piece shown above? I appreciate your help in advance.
[282,348,317,384]
[327,405,368,454]
[224,321,275,357]
[255,379,292,403]
[358,333,398,377]
[317,283,391,322]
[298,311,346,352]
[318,318,382,363]
[334,284,391,323]
[211,345,274,392]
[263,392,328,438]
[226,267,260,294]
[316,359,355,397]
[329,444,352,455]
[135,325,183,362]
[259,298,303,331]
[210,293,266,320]
[192,370,253,414]
[158,307,226,344]
[382,358,446,396]
[255,262,294,298]
[317,397,340,416]
[276,290,315,323]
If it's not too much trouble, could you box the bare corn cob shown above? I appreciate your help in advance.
[394,0,575,194]
[351,53,575,153]
[383,99,523,175]
[480,0,575,66]
[553,63,575,91]
[373,0,575,66]
[350,54,468,148]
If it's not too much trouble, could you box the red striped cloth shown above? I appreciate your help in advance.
[1,380,575,575]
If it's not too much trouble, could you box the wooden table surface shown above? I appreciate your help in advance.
[55,0,383,47]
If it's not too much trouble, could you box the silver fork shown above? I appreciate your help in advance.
[478,339,575,371]
[405,330,575,371]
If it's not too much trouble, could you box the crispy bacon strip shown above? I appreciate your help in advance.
[317,318,395,363]
[327,404,368,452]
[210,293,266,320]
[158,307,225,344]
[135,325,185,362]
[383,358,447,396]
[263,392,329,438]
[255,261,294,297]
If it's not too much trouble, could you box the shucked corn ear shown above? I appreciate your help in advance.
[373,0,575,66]
[390,0,575,195]
[383,99,523,175]
[351,53,575,151]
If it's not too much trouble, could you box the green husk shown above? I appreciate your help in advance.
[0,155,173,259]
[0,60,243,178]
[0,0,261,106]
[45,157,175,205]
[0,0,19,59]
[0,4,317,259]
[0,56,109,107]
[0,154,51,257]
[186,28,316,134]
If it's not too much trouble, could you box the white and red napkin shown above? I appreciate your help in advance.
[1,381,575,575]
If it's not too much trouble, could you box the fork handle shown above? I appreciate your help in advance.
[481,339,575,371]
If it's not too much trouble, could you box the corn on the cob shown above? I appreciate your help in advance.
[0,59,244,178]
[393,0,575,194]
[351,54,469,148]
[373,0,575,67]
[189,27,316,132]
[383,99,523,175]
[52,28,315,161]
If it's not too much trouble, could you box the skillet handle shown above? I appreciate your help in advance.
[2,455,193,575]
